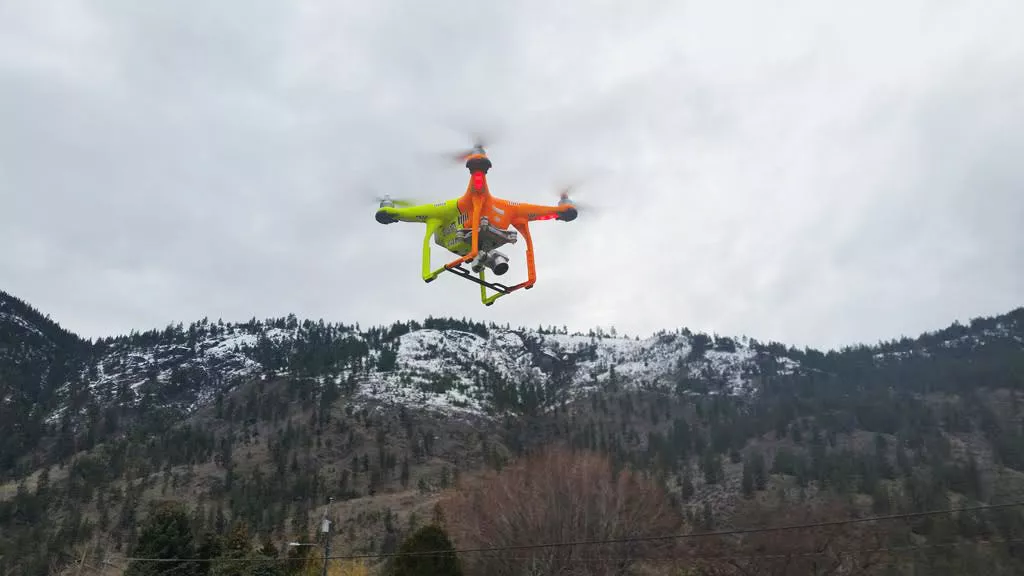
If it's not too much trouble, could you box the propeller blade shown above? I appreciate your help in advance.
[554,183,601,214]
[374,195,416,207]
[440,131,492,164]
[365,190,421,208]
[446,150,477,163]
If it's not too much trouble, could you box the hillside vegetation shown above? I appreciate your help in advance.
[1,289,1023,575]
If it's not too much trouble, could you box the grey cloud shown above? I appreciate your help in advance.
[1,1,1022,350]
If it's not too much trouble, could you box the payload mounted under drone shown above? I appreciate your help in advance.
[375,140,580,306]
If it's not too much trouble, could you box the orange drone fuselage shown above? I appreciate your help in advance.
[445,152,577,286]
[455,153,566,230]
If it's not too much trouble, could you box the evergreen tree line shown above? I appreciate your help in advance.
[121,500,462,576]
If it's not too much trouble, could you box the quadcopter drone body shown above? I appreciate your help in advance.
[375,145,577,306]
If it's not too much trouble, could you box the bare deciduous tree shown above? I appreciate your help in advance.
[439,446,684,576]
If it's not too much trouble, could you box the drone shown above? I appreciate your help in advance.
[374,140,579,306]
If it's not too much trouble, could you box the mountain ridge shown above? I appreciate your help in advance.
[2,289,1024,575]
[3,289,1023,472]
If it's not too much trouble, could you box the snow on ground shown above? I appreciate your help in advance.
[24,316,810,423]
[346,327,778,417]
[207,333,259,356]
[0,312,44,339]
[7,300,1021,427]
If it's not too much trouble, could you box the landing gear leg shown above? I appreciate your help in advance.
[421,219,448,283]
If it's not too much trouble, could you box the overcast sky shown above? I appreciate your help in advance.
[2,1,1022,351]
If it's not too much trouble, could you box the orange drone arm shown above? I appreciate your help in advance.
[510,220,537,290]
[510,202,577,222]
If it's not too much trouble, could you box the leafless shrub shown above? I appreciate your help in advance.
[439,446,685,576]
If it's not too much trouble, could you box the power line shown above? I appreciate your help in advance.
[487,532,1024,561]
[114,499,1024,563]
[101,537,1024,568]
[348,538,1024,563]
[615,537,1024,563]
[323,498,1024,560]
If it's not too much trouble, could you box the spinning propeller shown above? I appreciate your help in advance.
[374,194,417,208]
[362,189,421,209]
[441,132,492,164]
[432,128,602,215]
[554,183,599,214]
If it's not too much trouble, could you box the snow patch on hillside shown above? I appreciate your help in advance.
[25,317,817,424]
[348,327,778,417]
[0,312,44,340]
[4,294,1019,430]
[77,324,303,419]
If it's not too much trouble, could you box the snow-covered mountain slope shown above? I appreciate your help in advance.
[869,310,1024,364]
[359,329,785,416]
[1,291,85,410]
[5,284,1022,433]
[70,317,803,421]
[43,308,1024,425]
[1,292,73,363]
[78,323,299,412]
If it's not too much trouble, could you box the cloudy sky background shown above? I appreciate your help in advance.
[1,0,1022,351]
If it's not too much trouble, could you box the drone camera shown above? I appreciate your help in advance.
[470,250,510,276]
[487,251,510,275]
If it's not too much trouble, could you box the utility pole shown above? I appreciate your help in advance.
[321,496,334,576]
[76,539,97,576]
[75,546,88,576]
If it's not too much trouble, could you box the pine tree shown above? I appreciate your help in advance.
[211,520,254,576]
[752,452,767,491]
[401,456,411,488]
[124,501,200,576]
[741,456,754,497]
[385,524,463,576]
[681,468,695,501]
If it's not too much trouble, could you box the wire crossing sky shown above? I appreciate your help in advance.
[105,500,1024,563]
[2,1,1022,350]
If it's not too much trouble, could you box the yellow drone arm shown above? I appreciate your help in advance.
[376,201,454,224]
[375,199,461,282]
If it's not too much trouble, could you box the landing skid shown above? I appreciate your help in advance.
[444,264,518,306]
